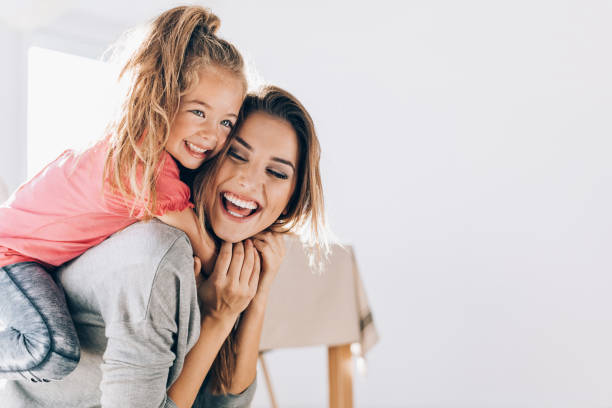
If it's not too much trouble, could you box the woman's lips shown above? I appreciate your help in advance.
[219,192,260,222]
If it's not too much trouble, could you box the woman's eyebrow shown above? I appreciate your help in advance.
[236,137,295,171]
[236,136,252,150]
[272,157,295,171]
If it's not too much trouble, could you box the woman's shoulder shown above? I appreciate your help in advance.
[58,220,196,323]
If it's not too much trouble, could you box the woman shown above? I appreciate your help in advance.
[1,86,327,408]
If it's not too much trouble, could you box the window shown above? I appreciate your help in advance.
[27,46,118,177]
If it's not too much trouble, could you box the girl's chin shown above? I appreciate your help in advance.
[179,159,203,170]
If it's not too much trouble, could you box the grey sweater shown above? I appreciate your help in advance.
[1,220,256,407]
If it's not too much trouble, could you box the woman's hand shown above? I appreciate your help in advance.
[252,231,286,299]
[195,240,260,322]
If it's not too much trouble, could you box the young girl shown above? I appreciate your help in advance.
[0,6,246,382]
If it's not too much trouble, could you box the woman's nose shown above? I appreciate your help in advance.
[237,166,261,189]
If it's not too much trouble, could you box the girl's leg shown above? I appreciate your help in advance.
[0,262,80,382]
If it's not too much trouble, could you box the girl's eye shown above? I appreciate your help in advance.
[228,148,246,162]
[220,119,234,129]
[267,169,289,180]
[191,110,205,118]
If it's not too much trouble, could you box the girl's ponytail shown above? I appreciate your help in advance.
[104,6,245,219]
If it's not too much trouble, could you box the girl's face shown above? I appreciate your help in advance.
[206,112,299,243]
[166,68,244,169]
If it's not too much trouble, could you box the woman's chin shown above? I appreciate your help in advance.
[213,228,250,244]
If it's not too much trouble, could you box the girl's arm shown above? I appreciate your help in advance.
[168,240,260,408]
[157,208,217,273]
[228,232,286,394]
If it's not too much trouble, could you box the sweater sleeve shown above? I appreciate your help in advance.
[98,233,200,408]
[97,227,256,408]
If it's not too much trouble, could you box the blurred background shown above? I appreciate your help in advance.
[1,1,612,407]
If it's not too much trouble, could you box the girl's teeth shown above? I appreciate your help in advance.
[223,192,258,210]
[186,141,206,154]
[228,210,246,218]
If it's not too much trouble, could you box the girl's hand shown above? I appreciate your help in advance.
[252,231,286,298]
[196,240,260,322]
[193,255,202,278]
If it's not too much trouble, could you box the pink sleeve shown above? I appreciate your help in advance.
[153,154,194,216]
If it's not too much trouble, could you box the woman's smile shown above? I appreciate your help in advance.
[219,191,262,221]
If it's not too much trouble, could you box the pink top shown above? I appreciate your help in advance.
[0,138,193,268]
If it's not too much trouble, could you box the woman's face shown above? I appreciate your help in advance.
[206,112,299,243]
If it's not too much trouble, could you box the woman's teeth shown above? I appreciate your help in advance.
[186,141,207,155]
[223,192,258,210]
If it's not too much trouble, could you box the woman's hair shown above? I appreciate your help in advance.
[194,85,329,394]
[103,6,246,216]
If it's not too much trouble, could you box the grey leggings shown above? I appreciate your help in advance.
[0,262,80,382]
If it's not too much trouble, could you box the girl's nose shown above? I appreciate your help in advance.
[200,121,218,144]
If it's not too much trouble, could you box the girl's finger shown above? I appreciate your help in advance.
[193,256,202,278]
[212,241,233,279]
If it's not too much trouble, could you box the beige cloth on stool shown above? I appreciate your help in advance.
[259,235,379,356]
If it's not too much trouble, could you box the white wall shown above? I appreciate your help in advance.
[212,2,612,407]
[2,1,612,407]
[0,24,27,193]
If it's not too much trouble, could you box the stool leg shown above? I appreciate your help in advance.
[328,344,353,408]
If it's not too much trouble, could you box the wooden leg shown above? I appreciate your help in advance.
[258,353,279,408]
[328,344,353,408]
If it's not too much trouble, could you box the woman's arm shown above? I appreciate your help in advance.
[168,240,260,408]
[157,208,218,273]
[229,232,286,394]
[228,290,268,393]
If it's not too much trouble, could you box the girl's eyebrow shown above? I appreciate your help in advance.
[235,137,295,171]
[186,99,238,118]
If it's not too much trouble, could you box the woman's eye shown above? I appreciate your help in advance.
[228,148,246,161]
[191,110,205,118]
[267,169,289,180]
[220,119,234,129]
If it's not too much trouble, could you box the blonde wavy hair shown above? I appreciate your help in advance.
[103,6,246,217]
[195,85,330,394]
